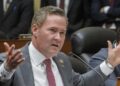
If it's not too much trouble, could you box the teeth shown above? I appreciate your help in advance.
[52,44,58,47]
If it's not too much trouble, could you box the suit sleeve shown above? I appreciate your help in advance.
[91,0,108,22]
[0,53,13,86]
[72,66,107,86]
[107,7,120,17]
[89,48,118,86]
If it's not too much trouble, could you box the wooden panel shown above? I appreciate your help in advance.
[117,79,120,86]
[0,39,30,52]
[0,38,71,54]
[61,38,71,54]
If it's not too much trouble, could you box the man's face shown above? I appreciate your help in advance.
[32,15,67,58]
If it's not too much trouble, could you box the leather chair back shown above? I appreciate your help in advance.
[70,27,116,73]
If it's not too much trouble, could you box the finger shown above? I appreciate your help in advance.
[8,44,15,56]
[6,49,19,65]
[9,49,21,62]
[14,57,25,65]
[107,40,112,51]
[14,58,25,68]
[17,57,25,64]
[7,52,24,70]
[4,42,15,55]
[4,42,10,52]
[11,51,23,63]
[4,42,13,61]
[12,56,25,68]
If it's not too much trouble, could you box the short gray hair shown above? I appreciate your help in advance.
[31,6,67,27]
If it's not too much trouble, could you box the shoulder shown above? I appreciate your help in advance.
[56,52,70,61]
[92,48,108,59]
[55,52,72,66]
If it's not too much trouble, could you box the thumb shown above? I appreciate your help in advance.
[107,40,112,52]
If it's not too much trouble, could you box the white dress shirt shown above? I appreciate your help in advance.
[3,0,12,12]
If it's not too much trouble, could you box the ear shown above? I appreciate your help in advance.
[31,24,38,36]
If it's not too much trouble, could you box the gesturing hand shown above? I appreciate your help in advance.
[107,40,120,68]
[4,42,25,71]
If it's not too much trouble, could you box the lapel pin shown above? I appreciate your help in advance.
[59,59,64,67]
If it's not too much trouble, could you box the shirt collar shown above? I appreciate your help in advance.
[29,42,46,66]
[28,42,54,66]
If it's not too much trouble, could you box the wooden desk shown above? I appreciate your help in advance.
[117,79,120,86]
[0,38,71,54]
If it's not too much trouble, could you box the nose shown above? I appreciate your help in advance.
[54,33,61,41]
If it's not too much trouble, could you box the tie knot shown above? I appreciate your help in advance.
[44,59,51,66]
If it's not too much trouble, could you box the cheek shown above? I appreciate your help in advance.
[36,33,46,45]
[62,37,65,43]
[60,38,65,47]
[37,34,51,46]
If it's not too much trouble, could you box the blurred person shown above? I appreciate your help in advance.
[0,6,120,86]
[0,0,33,39]
[91,0,120,31]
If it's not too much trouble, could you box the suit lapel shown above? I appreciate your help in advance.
[67,0,74,15]
[20,43,35,86]
[0,0,4,23]
[3,0,18,19]
[53,56,70,86]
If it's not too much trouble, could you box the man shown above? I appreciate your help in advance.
[0,6,120,86]
[0,0,33,39]
[41,0,92,37]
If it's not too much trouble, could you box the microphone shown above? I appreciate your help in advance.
[70,52,105,81]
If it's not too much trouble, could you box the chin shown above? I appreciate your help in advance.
[50,50,59,57]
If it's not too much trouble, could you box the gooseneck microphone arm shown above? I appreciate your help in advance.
[71,52,105,81]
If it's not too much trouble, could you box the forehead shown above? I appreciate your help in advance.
[46,14,67,23]
[41,14,67,29]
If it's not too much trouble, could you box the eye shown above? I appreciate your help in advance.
[60,30,66,37]
[60,31,66,35]
[49,28,57,33]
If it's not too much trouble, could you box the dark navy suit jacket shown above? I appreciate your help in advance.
[91,0,120,26]
[0,0,33,39]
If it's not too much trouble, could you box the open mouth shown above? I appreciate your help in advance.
[52,44,59,48]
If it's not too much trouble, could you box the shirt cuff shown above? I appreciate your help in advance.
[103,6,110,14]
[0,63,15,81]
[100,61,114,76]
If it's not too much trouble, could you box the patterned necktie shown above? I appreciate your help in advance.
[44,59,56,86]
[60,0,64,9]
